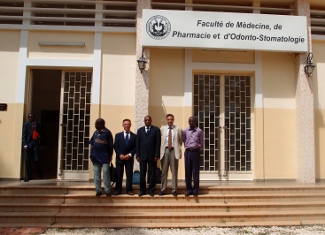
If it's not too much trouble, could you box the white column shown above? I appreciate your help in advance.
[135,0,151,129]
[294,0,315,183]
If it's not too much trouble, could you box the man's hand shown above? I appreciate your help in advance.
[154,157,159,162]
[136,158,141,163]
[124,154,131,160]
[119,154,125,160]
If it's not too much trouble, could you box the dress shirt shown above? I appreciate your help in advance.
[165,125,174,148]
[183,127,204,150]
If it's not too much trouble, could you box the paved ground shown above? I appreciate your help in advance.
[0,227,48,235]
[2,226,325,235]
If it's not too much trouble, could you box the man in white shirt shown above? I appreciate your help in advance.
[159,114,183,197]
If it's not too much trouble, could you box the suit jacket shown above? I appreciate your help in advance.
[160,125,183,160]
[114,131,136,165]
[22,121,42,148]
[136,125,161,161]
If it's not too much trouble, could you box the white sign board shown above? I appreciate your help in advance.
[142,10,308,52]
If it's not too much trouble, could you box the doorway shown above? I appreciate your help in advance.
[28,69,61,179]
[193,74,253,180]
[24,69,93,180]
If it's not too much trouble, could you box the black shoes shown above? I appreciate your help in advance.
[114,191,121,195]
[185,191,198,197]
[159,191,166,196]
[96,192,111,197]
[138,191,154,197]
[159,191,177,196]
[138,192,146,197]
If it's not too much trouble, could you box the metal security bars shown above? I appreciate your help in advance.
[193,74,221,172]
[60,72,92,174]
[0,0,137,30]
[0,1,23,24]
[224,75,252,172]
[193,74,252,176]
[151,0,293,15]
[1,1,325,35]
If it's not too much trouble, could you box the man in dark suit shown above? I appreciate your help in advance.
[136,115,161,197]
[22,113,43,182]
[113,119,137,195]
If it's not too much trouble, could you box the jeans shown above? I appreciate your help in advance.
[93,162,111,194]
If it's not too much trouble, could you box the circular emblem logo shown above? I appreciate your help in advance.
[146,15,171,40]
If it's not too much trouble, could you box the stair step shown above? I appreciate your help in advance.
[0,211,57,223]
[53,210,325,224]
[0,187,68,195]
[0,194,65,203]
[211,186,325,194]
[58,201,325,212]
[1,201,325,213]
[1,183,325,228]
[0,203,61,212]
[62,193,325,203]
[50,220,325,228]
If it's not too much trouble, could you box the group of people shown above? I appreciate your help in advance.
[89,114,204,197]
[21,112,204,197]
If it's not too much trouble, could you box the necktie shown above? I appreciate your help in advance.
[146,127,150,135]
[168,127,172,149]
[32,122,36,130]
[125,132,129,146]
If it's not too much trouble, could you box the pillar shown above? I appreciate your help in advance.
[135,0,151,129]
[294,0,315,183]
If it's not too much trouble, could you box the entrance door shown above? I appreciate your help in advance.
[193,74,253,180]
[23,69,61,180]
[58,71,92,180]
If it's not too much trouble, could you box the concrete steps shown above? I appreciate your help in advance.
[0,183,325,228]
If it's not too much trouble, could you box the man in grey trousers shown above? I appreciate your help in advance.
[159,114,183,197]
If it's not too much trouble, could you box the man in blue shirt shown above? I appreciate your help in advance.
[89,118,113,197]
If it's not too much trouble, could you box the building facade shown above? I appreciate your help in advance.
[0,0,324,183]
